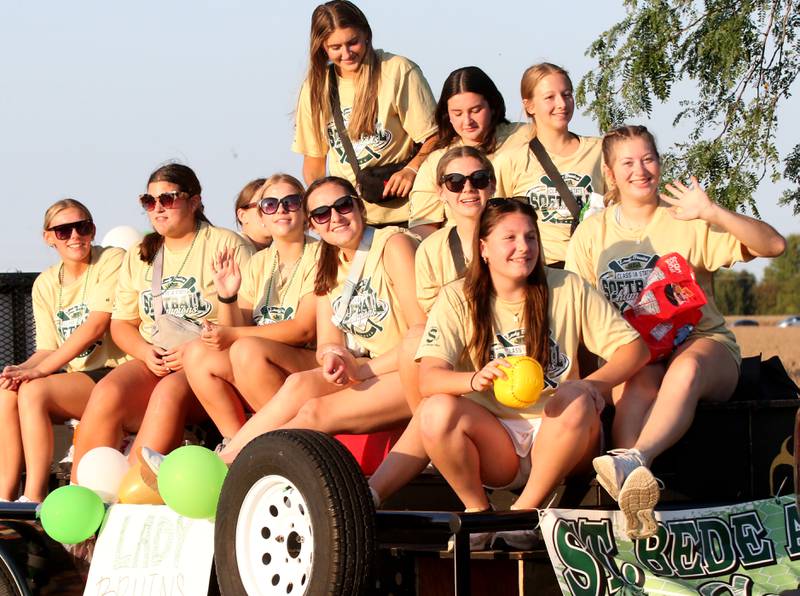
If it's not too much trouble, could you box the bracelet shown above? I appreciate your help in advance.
[317,345,349,363]
[218,293,238,304]
[403,165,418,174]
[469,371,479,392]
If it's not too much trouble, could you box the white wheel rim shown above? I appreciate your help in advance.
[235,475,313,595]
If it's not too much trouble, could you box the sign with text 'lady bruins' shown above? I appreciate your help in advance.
[540,496,800,595]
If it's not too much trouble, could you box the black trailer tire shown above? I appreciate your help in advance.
[0,549,26,596]
[214,430,375,596]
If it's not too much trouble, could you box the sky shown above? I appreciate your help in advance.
[1,1,797,278]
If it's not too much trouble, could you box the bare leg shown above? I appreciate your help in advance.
[397,325,424,411]
[73,360,157,484]
[0,389,22,500]
[17,372,95,501]
[514,392,600,509]
[230,337,318,411]
[611,363,665,448]
[419,394,519,511]
[183,340,245,439]
[368,413,429,504]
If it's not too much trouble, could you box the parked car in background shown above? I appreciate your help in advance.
[778,315,800,328]
[732,319,760,327]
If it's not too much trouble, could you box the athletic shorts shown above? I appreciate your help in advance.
[80,366,113,384]
[485,417,542,491]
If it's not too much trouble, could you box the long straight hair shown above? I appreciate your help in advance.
[464,200,550,369]
[306,1,381,149]
[601,124,660,205]
[301,176,367,296]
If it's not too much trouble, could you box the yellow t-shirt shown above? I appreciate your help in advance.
[408,122,531,228]
[329,226,415,358]
[495,135,606,264]
[112,222,254,343]
[239,237,320,325]
[565,203,749,363]
[415,225,468,314]
[292,50,438,225]
[416,270,640,420]
[32,246,128,372]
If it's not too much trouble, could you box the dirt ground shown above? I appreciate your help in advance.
[725,316,800,386]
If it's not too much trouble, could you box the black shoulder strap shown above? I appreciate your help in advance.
[328,63,361,178]
[529,137,580,233]
[447,226,467,276]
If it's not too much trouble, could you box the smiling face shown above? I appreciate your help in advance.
[605,136,661,204]
[306,181,364,250]
[324,26,369,77]
[259,181,305,242]
[44,206,94,263]
[438,156,495,220]
[145,180,199,238]
[447,92,492,146]
[479,212,540,283]
[523,73,574,133]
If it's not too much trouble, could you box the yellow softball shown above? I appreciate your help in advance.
[492,356,545,409]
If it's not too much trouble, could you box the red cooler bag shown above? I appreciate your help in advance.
[622,253,707,362]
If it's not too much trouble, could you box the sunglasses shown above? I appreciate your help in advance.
[259,194,302,216]
[440,170,493,193]
[139,191,187,211]
[47,219,94,241]
[309,195,356,225]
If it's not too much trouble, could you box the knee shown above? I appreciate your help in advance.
[0,389,19,414]
[182,339,208,369]
[293,398,325,431]
[419,394,460,443]
[554,393,598,433]
[229,337,264,372]
[84,380,126,420]
[17,379,49,410]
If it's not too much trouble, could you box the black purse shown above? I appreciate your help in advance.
[328,64,411,204]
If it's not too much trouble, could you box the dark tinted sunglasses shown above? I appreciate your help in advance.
[259,194,302,216]
[309,195,356,225]
[440,170,493,193]
[47,219,94,241]
[139,191,187,211]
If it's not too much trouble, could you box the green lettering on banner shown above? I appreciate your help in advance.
[697,517,738,575]
[635,525,674,576]
[698,573,753,596]
[577,518,625,592]
[553,518,603,596]
[667,520,705,578]
[730,511,776,568]
[784,502,800,560]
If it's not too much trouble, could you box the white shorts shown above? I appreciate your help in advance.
[485,417,542,491]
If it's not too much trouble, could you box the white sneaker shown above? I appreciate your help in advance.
[618,466,661,540]
[493,528,539,550]
[593,448,647,500]
[447,531,493,552]
[138,446,165,491]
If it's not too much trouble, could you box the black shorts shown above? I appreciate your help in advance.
[80,367,114,384]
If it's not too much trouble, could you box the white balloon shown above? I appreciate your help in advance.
[101,225,144,251]
[77,446,130,503]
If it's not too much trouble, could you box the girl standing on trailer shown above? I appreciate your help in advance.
[72,164,252,479]
[495,63,605,266]
[234,178,272,250]
[292,0,438,226]
[0,200,127,502]
[374,200,648,550]
[565,125,785,539]
[219,176,426,463]
[409,66,528,238]
[183,174,320,443]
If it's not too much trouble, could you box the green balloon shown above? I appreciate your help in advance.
[158,445,228,519]
[40,485,105,544]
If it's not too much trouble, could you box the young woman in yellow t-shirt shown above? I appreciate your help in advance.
[409,66,528,237]
[370,200,648,550]
[495,63,605,265]
[233,177,271,250]
[0,200,126,502]
[292,1,438,225]
[72,164,251,481]
[182,174,319,443]
[565,125,785,539]
[219,176,426,463]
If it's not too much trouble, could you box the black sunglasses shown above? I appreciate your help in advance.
[139,191,187,212]
[259,194,302,216]
[47,219,94,241]
[440,170,493,193]
[309,195,356,224]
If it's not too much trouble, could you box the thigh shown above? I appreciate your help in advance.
[267,346,319,375]
[611,362,665,405]
[21,372,96,421]
[93,360,160,430]
[668,337,739,402]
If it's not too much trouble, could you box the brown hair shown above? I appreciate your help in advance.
[302,175,367,296]
[464,199,550,369]
[306,1,381,149]
[234,178,267,226]
[601,125,660,205]
[435,145,496,186]
[520,62,572,137]
[139,163,211,264]
[43,199,93,230]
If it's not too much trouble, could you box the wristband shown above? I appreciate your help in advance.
[218,293,238,304]
[403,165,419,174]
[469,371,479,392]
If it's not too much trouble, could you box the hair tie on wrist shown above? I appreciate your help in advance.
[218,293,238,304]
[403,165,419,174]
[469,371,479,392]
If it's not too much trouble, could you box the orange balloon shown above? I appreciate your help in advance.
[117,460,164,505]
[493,356,545,409]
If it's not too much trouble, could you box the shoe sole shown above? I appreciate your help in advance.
[137,448,161,492]
[618,467,660,540]
[593,456,621,500]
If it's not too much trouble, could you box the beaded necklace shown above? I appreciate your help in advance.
[57,253,93,315]
[263,241,306,312]
[148,225,199,293]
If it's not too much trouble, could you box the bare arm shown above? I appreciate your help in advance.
[383,233,426,328]
[302,155,327,186]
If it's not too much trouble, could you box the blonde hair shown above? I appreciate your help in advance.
[253,173,306,202]
[435,145,496,185]
[43,199,93,230]
[306,1,381,149]
[519,62,573,137]
[601,125,660,205]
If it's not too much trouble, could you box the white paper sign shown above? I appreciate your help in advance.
[84,504,214,596]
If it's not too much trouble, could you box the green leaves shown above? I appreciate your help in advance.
[579,0,800,214]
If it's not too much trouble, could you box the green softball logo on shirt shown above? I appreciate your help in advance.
[55,304,98,358]
[492,329,569,389]
[332,277,389,339]
[526,173,594,224]
[256,305,294,326]
[141,276,212,321]
[599,253,661,313]
[327,107,393,167]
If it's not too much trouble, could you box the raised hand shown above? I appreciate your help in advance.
[211,248,241,301]
[660,176,717,222]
